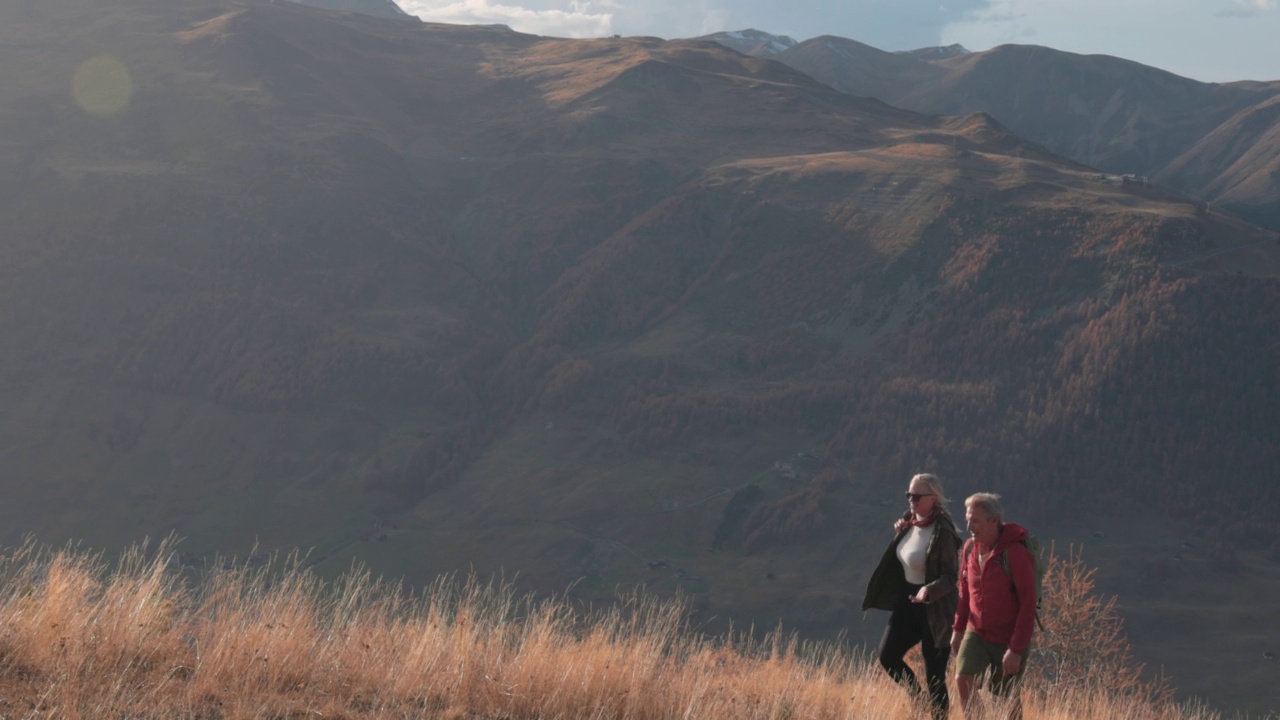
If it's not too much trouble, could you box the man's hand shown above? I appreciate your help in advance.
[1001,649,1023,676]
[950,631,964,656]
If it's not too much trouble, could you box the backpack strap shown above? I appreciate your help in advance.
[960,537,974,583]
[965,539,1043,632]
[998,541,1046,633]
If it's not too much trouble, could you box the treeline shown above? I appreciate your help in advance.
[740,467,844,553]
[566,206,1280,547]
[12,150,1276,550]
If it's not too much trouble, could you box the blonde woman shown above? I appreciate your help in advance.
[862,473,961,720]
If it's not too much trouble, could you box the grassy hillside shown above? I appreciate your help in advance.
[2,0,1280,713]
[0,541,1200,720]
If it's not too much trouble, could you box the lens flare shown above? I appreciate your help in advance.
[72,56,134,117]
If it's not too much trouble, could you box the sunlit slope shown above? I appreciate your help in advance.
[753,37,1280,229]
[2,0,1280,712]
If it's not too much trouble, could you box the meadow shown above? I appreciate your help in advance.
[0,539,1210,720]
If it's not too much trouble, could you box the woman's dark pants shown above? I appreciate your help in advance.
[877,582,950,719]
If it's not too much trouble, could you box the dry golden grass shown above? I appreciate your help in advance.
[0,540,1216,720]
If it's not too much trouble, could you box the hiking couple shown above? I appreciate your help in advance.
[862,474,1038,720]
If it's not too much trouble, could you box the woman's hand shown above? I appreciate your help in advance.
[893,518,909,533]
[909,586,930,604]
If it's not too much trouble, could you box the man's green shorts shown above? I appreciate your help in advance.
[956,630,1029,695]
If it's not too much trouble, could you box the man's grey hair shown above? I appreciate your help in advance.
[964,492,1003,520]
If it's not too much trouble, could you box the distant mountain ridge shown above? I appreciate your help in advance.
[900,43,969,60]
[700,30,968,62]
[699,28,796,57]
[289,0,411,20]
[699,30,1280,229]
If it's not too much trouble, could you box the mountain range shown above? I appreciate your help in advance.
[700,30,1280,231]
[3,0,1280,712]
[292,0,410,20]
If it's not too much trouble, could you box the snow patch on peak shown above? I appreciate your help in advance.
[900,44,971,60]
[704,29,797,57]
[824,39,856,60]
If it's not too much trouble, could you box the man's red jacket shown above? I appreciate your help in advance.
[953,522,1036,654]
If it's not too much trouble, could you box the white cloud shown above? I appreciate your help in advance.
[399,0,613,37]
[695,7,730,35]
[1219,0,1277,16]
[941,0,1280,81]
[604,0,733,38]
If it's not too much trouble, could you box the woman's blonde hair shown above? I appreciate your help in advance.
[911,473,952,519]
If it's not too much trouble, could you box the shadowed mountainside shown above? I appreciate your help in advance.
[1160,92,1280,224]
[701,32,1280,230]
[3,0,1280,712]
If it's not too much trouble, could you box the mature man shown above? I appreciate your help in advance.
[951,493,1037,720]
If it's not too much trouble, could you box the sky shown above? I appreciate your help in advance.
[396,0,1280,83]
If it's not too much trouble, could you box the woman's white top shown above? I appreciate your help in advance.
[896,523,932,585]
